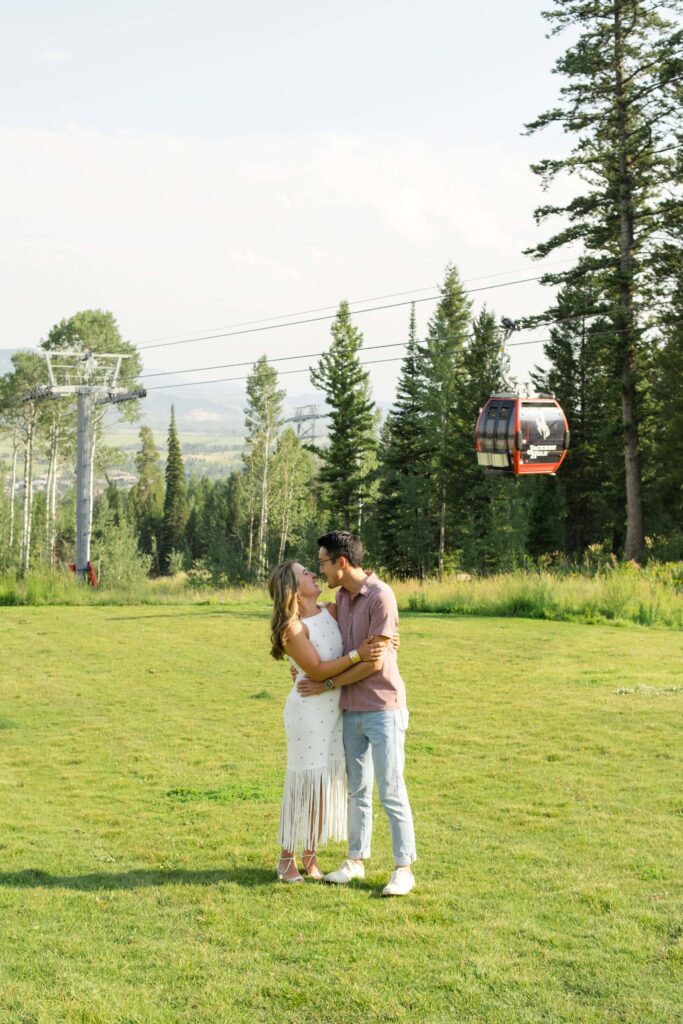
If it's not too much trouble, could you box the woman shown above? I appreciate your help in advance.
[268,560,385,883]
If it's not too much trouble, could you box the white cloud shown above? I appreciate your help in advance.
[0,125,565,398]
[39,49,71,63]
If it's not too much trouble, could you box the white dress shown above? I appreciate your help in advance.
[279,607,347,853]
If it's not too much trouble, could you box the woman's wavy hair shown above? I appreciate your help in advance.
[268,560,299,661]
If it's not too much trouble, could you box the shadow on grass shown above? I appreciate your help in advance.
[107,607,270,622]
[0,866,276,890]
[0,869,392,898]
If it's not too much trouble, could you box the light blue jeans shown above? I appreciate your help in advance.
[343,709,417,867]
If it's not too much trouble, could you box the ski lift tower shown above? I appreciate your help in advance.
[24,350,146,580]
[285,404,328,447]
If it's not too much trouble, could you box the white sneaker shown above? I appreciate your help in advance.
[382,869,415,897]
[324,858,365,884]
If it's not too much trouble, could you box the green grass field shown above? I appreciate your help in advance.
[1,606,681,1023]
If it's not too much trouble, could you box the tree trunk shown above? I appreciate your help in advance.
[20,413,35,574]
[577,317,587,554]
[49,430,60,566]
[438,480,446,575]
[45,438,54,545]
[278,494,290,563]
[246,484,255,573]
[614,3,644,564]
[89,419,98,558]
[257,427,270,581]
[8,432,18,555]
[278,464,291,563]
[45,420,57,563]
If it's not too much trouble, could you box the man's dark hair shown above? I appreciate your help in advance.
[317,530,364,567]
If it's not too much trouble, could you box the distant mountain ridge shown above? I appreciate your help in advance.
[0,348,328,437]
[0,348,389,479]
[0,349,342,481]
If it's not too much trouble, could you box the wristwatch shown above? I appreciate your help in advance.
[324,678,335,691]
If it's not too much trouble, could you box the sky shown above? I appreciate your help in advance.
[0,0,577,405]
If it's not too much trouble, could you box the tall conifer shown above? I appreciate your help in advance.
[525,0,683,561]
[530,283,623,553]
[373,305,432,577]
[129,425,164,570]
[310,301,377,531]
[460,308,530,571]
[419,266,472,573]
[160,406,187,573]
[651,276,683,553]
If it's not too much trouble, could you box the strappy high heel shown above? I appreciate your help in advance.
[276,856,303,883]
[301,852,324,880]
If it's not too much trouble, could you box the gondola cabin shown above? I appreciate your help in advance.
[475,393,569,476]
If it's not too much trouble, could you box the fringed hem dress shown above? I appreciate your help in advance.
[279,606,347,853]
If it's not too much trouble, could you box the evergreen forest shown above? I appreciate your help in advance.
[1,0,682,585]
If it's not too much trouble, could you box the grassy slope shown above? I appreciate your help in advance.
[0,607,681,1024]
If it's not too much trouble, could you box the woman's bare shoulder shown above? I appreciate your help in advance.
[283,618,306,646]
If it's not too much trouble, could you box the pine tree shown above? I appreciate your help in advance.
[650,274,683,555]
[525,0,683,561]
[201,472,246,581]
[419,266,472,573]
[242,356,284,581]
[310,301,378,531]
[101,481,126,541]
[184,476,213,566]
[459,308,531,571]
[373,305,432,577]
[129,426,164,572]
[160,407,187,573]
[529,283,624,554]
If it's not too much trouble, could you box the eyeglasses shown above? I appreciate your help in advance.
[318,557,337,569]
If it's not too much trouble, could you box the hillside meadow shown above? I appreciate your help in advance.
[0,604,681,1023]
[1,563,682,630]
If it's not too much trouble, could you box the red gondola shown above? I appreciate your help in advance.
[475,392,570,476]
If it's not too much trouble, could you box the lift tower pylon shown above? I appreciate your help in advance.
[284,404,328,447]
[24,350,146,580]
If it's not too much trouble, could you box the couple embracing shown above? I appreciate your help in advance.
[268,530,416,897]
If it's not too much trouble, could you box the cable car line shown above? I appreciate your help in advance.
[122,310,679,387]
[141,332,573,391]
[138,293,440,351]
[127,305,671,385]
[131,297,663,380]
[144,356,407,391]
[132,332,568,385]
[138,288,443,346]
[137,275,548,352]
[134,341,410,381]
[18,306,676,403]
[137,256,584,346]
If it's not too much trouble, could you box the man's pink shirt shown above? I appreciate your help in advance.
[335,571,407,712]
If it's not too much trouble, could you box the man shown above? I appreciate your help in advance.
[297,530,416,896]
